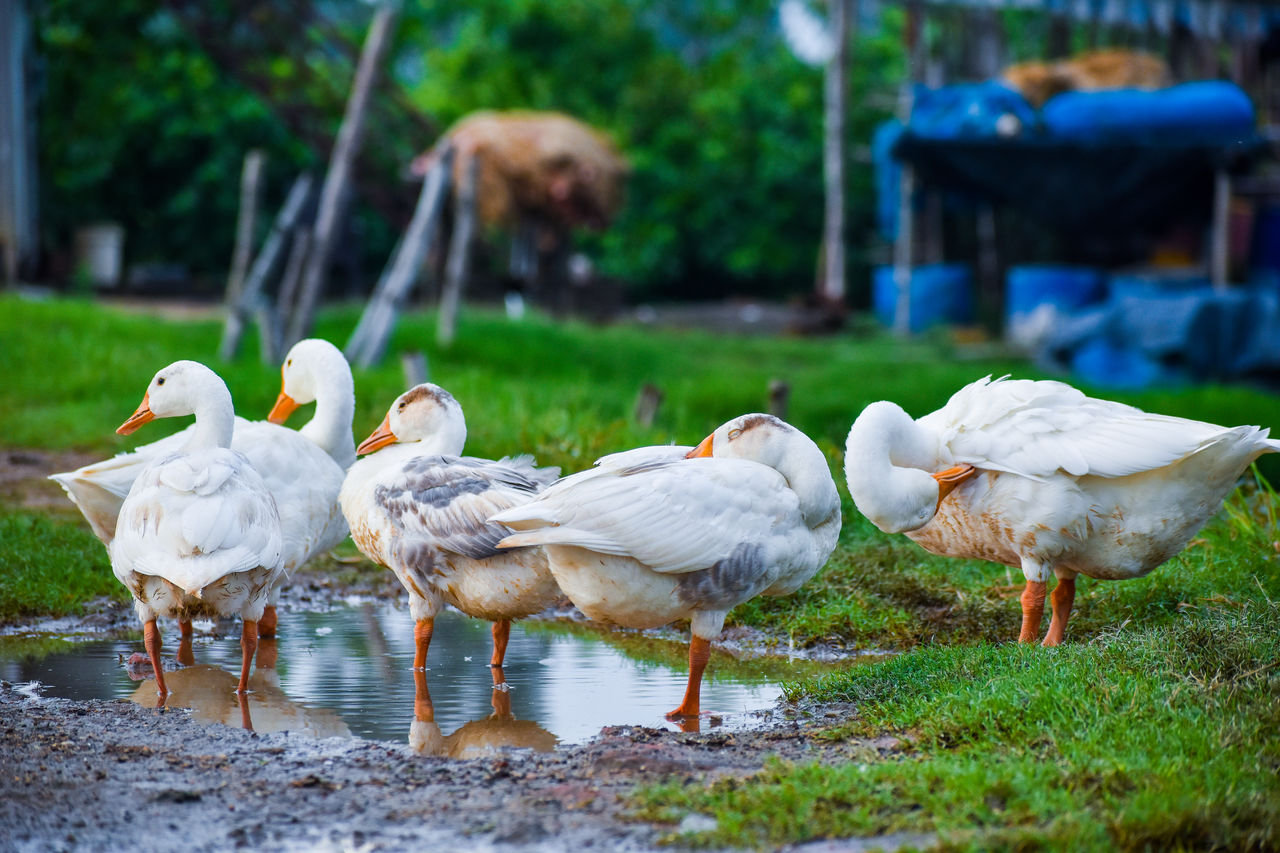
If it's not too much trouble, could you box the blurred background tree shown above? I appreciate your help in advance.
[36,0,904,304]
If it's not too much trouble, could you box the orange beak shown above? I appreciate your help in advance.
[267,391,300,425]
[356,415,398,455]
[117,393,156,435]
[932,464,977,511]
[685,434,715,459]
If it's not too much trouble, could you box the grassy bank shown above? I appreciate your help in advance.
[633,484,1280,849]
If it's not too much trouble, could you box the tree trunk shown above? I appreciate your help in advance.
[286,2,398,348]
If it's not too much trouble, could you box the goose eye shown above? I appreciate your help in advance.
[398,402,406,411]
[156,377,165,386]
[727,428,742,441]
[286,359,292,367]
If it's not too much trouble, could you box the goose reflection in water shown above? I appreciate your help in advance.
[127,639,351,738]
[410,667,558,758]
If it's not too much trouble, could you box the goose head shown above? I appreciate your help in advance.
[687,413,839,527]
[118,360,234,448]
[356,383,466,456]
[844,400,972,534]
[267,338,349,423]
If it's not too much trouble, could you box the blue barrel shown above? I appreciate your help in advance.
[1007,265,1106,316]
[1005,266,1105,346]
[1108,272,1209,302]
[873,264,974,332]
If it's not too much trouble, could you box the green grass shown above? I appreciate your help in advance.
[5,293,1280,847]
[632,485,1280,850]
[0,508,128,621]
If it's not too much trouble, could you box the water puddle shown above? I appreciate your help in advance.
[0,601,839,752]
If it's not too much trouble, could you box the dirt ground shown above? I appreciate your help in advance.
[0,684,915,853]
[1,448,921,852]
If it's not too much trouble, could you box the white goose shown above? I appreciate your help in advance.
[51,338,353,637]
[844,375,1280,645]
[109,361,284,697]
[492,413,841,721]
[339,384,560,670]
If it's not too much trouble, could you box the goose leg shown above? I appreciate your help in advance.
[1019,581,1048,643]
[667,636,712,721]
[1043,576,1077,647]
[237,620,258,694]
[413,668,434,722]
[177,620,195,667]
[259,605,278,638]
[237,691,254,732]
[144,619,168,699]
[255,637,279,670]
[490,620,511,667]
[413,618,435,670]
[490,666,512,718]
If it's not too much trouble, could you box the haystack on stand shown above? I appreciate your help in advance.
[344,110,628,366]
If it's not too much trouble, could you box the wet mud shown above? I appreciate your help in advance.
[0,683,894,852]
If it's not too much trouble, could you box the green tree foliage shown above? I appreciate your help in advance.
[37,0,309,281]
[36,0,904,301]
[402,0,900,301]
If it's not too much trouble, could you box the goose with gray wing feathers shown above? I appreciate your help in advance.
[492,414,841,723]
[339,384,560,670]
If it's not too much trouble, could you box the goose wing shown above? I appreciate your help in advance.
[493,456,803,576]
[232,421,349,569]
[372,455,553,562]
[922,376,1234,480]
[110,448,283,593]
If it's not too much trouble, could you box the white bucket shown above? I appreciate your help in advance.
[74,222,125,287]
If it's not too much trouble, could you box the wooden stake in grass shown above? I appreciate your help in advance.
[218,172,314,363]
[437,153,480,348]
[345,145,455,368]
[768,379,791,420]
[634,383,664,428]
[401,351,428,387]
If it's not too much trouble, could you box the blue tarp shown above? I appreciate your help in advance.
[874,81,1261,239]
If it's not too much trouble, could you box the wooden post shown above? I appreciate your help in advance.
[345,146,455,368]
[768,380,791,420]
[819,0,852,308]
[893,0,925,336]
[271,227,312,356]
[401,351,428,387]
[633,384,663,428]
[977,203,1000,328]
[223,150,266,311]
[437,154,479,347]
[1211,167,1231,291]
[286,2,398,349]
[218,173,313,362]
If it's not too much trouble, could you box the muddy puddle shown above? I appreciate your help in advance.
[0,601,844,753]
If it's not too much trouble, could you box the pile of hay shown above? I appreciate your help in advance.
[1002,49,1172,108]
[412,111,628,231]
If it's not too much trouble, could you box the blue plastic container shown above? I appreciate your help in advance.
[1108,272,1209,302]
[873,264,974,331]
[1070,338,1172,389]
[1007,265,1106,317]
[1042,81,1255,143]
